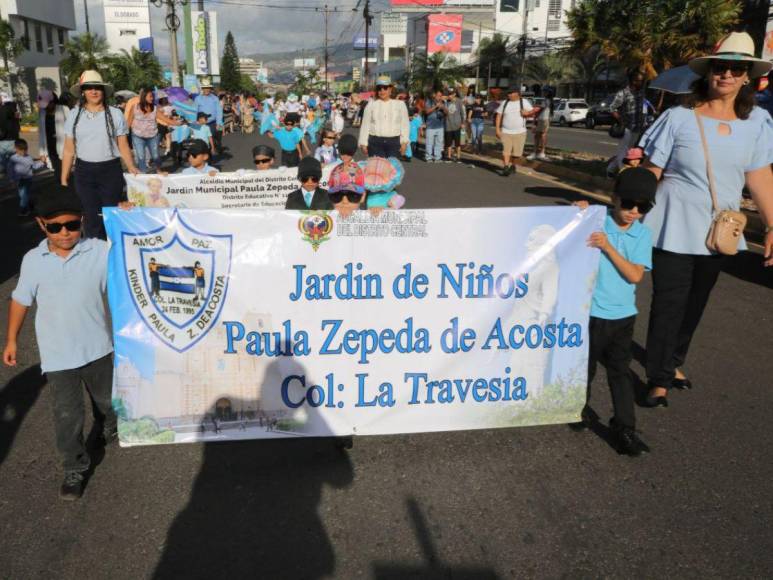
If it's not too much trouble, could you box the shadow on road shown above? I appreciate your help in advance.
[721,250,772,289]
[153,355,354,579]
[0,365,46,468]
[0,193,45,285]
[371,497,500,580]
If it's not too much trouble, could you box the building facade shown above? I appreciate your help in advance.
[0,0,76,110]
[103,0,152,54]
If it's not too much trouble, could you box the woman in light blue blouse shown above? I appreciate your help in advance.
[640,33,773,407]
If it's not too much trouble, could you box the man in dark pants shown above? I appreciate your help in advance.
[358,75,410,158]
[194,78,223,155]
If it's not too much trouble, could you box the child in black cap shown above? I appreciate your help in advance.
[181,139,219,176]
[573,167,657,457]
[3,185,130,500]
[285,156,333,210]
[252,144,275,171]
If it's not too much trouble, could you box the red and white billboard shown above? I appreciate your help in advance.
[427,14,463,54]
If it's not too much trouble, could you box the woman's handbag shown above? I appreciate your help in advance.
[608,122,625,139]
[694,110,747,255]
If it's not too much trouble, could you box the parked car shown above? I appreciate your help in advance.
[585,97,617,129]
[551,99,589,127]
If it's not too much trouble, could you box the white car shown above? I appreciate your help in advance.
[551,99,589,127]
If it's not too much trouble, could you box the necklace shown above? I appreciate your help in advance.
[84,106,104,120]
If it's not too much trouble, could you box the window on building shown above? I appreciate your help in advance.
[21,19,30,50]
[46,26,54,55]
[34,22,42,52]
[500,0,519,12]
[58,29,66,54]
[120,29,138,36]
[547,19,561,32]
[548,0,562,16]
[461,30,474,53]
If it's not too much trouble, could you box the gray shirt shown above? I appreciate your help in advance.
[444,99,465,131]
[64,106,128,163]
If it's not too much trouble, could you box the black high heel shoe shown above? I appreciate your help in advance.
[671,377,693,390]
[644,395,669,408]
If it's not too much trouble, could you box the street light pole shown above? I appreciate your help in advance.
[519,0,530,89]
[84,0,91,35]
[364,0,372,91]
[152,0,185,86]
[317,5,337,93]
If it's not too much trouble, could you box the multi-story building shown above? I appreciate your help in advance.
[0,0,76,111]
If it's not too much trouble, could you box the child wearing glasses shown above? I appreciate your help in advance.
[285,156,333,210]
[326,161,367,218]
[314,132,339,165]
[269,112,307,168]
[252,144,275,171]
[572,167,656,457]
[3,186,131,501]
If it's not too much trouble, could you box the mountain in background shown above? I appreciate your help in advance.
[245,43,363,83]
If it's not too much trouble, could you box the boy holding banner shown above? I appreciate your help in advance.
[574,167,656,457]
[3,187,126,500]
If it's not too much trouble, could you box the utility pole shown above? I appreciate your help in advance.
[518,0,531,90]
[84,0,91,34]
[152,1,184,86]
[364,0,373,91]
[317,5,338,94]
[474,21,482,93]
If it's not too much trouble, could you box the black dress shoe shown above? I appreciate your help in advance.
[644,395,669,408]
[671,377,693,390]
[60,471,85,501]
[569,405,599,431]
[614,426,651,457]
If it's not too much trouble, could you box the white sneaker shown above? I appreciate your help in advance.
[537,153,548,161]
[527,153,537,161]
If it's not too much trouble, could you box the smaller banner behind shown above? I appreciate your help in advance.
[125,167,334,210]
[105,206,604,446]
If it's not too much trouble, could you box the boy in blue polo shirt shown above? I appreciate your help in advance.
[3,186,120,500]
[574,167,656,457]
[269,112,306,168]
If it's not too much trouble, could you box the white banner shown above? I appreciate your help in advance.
[105,206,604,446]
[125,167,334,210]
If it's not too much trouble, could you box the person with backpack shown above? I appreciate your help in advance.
[495,86,536,176]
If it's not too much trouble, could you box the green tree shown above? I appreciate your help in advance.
[566,0,741,78]
[566,45,608,100]
[293,67,321,95]
[476,33,515,88]
[60,33,111,87]
[105,48,164,91]
[220,31,240,92]
[0,20,24,100]
[239,73,256,93]
[524,52,574,88]
[407,52,465,93]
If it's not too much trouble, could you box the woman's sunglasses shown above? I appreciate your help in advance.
[44,220,81,234]
[329,191,363,204]
[323,134,335,140]
[620,199,653,214]
[254,157,272,164]
[81,85,103,92]
[710,61,751,77]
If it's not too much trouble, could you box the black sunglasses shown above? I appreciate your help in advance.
[710,61,750,77]
[254,157,272,164]
[81,84,102,92]
[620,199,653,214]
[44,219,81,234]
[303,176,320,183]
[329,191,363,204]
[323,134,335,139]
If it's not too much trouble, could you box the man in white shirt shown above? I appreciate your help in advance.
[495,86,536,176]
[358,75,410,158]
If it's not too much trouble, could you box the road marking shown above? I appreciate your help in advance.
[599,141,618,146]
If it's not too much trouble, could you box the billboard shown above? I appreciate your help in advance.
[294,58,317,69]
[353,34,379,50]
[191,11,220,76]
[390,0,494,6]
[427,14,463,54]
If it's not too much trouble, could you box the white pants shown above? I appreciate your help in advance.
[607,128,636,173]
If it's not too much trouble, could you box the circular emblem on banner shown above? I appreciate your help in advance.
[435,31,455,46]
[298,212,334,251]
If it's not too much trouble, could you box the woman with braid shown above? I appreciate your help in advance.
[61,71,139,239]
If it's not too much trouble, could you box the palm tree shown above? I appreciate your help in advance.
[105,48,164,91]
[60,33,111,87]
[477,33,516,88]
[524,52,574,88]
[408,52,465,93]
[567,46,608,100]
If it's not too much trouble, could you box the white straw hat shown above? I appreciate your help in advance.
[70,70,114,98]
[689,32,773,79]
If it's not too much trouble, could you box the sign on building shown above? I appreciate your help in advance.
[191,11,220,76]
[427,14,463,54]
[103,0,151,54]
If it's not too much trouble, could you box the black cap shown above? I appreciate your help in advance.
[297,156,322,181]
[614,167,658,202]
[284,112,301,124]
[338,134,357,156]
[34,184,83,218]
[187,139,210,157]
[506,86,521,94]
[196,111,210,120]
[252,144,275,159]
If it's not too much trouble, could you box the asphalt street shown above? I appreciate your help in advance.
[1,130,772,579]
[481,122,620,158]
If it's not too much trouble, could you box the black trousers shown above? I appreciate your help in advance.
[208,121,222,154]
[73,158,126,240]
[46,354,116,473]
[282,149,300,167]
[587,315,637,429]
[367,135,401,158]
[646,248,725,386]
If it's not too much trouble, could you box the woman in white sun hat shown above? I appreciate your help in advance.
[639,32,773,408]
[61,70,139,239]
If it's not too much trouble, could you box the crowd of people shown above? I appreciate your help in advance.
[2,31,773,500]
